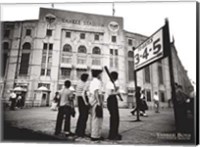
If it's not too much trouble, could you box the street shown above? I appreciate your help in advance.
[2,107,194,144]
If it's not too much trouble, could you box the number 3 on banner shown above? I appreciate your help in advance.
[153,38,161,54]
[135,54,140,64]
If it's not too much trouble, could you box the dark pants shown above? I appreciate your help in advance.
[55,105,71,134]
[75,96,89,137]
[107,95,119,139]
[10,99,16,110]
[176,103,187,132]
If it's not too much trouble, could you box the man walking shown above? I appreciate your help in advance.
[153,92,159,113]
[9,91,17,110]
[106,71,122,140]
[54,80,75,136]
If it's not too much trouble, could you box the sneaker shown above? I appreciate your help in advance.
[64,131,75,137]
[143,113,148,117]
[91,137,101,141]
[130,111,135,115]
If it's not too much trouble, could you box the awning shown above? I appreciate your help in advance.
[91,65,103,70]
[13,87,27,92]
[35,86,50,92]
[60,63,72,68]
[76,64,87,69]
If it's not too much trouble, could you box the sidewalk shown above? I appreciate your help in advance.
[3,107,194,144]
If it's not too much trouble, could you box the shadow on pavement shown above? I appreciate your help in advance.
[2,122,72,143]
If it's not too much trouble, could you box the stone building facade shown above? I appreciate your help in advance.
[1,8,192,108]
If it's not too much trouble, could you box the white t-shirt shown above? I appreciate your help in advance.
[88,78,102,106]
[89,78,102,95]
[10,92,17,99]
[106,80,119,96]
[154,94,159,101]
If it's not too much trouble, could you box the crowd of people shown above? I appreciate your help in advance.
[53,70,122,141]
[9,91,24,110]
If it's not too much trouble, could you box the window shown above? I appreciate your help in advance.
[78,45,87,53]
[63,44,72,52]
[128,51,133,58]
[128,39,132,46]
[19,53,30,75]
[92,47,101,54]
[43,43,48,50]
[61,56,72,63]
[80,33,85,39]
[115,50,118,56]
[41,68,45,76]
[61,68,71,78]
[38,83,50,89]
[110,49,113,55]
[3,42,9,50]
[111,36,116,43]
[110,57,113,67]
[128,61,134,81]
[66,32,71,38]
[77,58,86,64]
[22,42,31,50]
[144,66,151,83]
[158,66,164,85]
[19,42,31,75]
[46,29,52,36]
[146,90,151,102]
[47,69,51,76]
[92,59,101,65]
[159,91,165,102]
[4,29,10,38]
[26,29,31,36]
[77,69,87,78]
[115,57,118,68]
[49,44,53,50]
[110,57,118,68]
[43,43,53,50]
[94,34,99,40]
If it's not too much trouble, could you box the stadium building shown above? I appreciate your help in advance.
[1,8,193,108]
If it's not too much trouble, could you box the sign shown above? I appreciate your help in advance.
[134,23,169,71]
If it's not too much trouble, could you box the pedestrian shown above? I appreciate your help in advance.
[140,90,148,117]
[167,97,172,108]
[153,92,159,113]
[16,94,23,109]
[9,91,17,110]
[130,87,145,116]
[175,84,188,132]
[54,80,75,136]
[88,70,104,141]
[106,71,122,140]
[51,92,60,111]
[75,73,90,137]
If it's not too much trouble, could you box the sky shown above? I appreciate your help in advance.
[0,0,197,85]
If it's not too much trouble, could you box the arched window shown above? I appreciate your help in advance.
[3,42,9,50]
[92,47,101,54]
[78,45,87,53]
[22,42,31,50]
[63,44,72,52]
[20,42,31,75]
[128,51,133,58]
